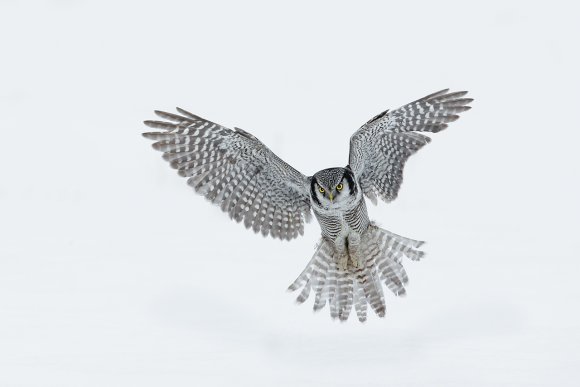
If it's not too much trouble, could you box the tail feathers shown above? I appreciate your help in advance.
[353,284,368,322]
[288,223,425,322]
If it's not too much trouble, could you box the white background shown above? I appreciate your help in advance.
[1,1,579,386]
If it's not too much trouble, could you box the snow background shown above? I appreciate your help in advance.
[1,1,579,386]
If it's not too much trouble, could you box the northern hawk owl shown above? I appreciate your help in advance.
[143,89,472,322]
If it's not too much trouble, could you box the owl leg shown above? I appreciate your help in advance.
[347,233,362,268]
[334,237,349,271]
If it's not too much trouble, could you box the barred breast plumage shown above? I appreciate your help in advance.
[312,169,370,243]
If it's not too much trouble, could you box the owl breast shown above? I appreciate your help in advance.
[313,195,370,248]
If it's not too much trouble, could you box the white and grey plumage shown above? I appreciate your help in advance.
[143,89,472,322]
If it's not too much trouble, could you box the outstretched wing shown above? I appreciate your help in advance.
[349,89,472,204]
[143,108,312,240]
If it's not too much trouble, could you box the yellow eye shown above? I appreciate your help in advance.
[318,187,325,193]
[336,183,343,191]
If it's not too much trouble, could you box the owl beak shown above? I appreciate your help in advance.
[328,192,334,202]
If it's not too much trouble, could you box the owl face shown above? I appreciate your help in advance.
[310,167,357,209]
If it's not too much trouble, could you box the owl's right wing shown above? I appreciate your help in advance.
[143,108,312,241]
[348,89,472,204]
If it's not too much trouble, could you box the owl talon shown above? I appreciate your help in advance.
[350,255,360,268]
[338,256,348,271]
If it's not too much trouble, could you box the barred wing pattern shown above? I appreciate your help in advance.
[143,109,312,240]
[349,89,472,203]
[288,223,425,322]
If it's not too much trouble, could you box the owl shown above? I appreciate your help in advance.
[143,89,472,322]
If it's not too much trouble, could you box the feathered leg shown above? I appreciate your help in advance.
[288,223,425,322]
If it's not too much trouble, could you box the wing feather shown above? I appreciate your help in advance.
[349,89,472,203]
[143,109,311,240]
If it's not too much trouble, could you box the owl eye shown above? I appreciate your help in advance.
[318,187,325,193]
[336,183,343,191]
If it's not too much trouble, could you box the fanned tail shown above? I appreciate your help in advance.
[288,223,425,322]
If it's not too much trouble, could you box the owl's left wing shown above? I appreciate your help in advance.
[349,89,472,204]
[143,108,312,241]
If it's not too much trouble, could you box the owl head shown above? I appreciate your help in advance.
[310,167,357,208]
